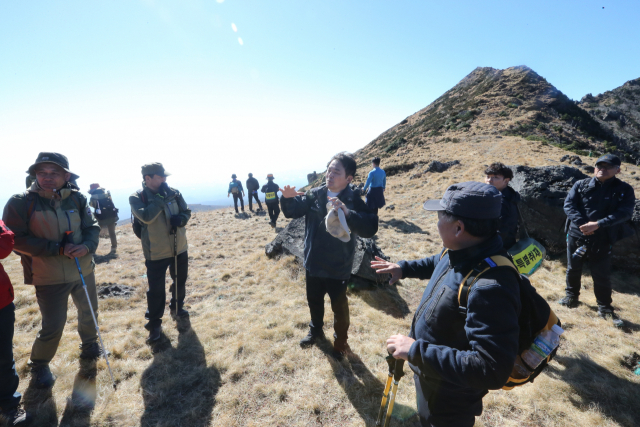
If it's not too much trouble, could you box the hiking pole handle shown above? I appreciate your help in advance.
[74,257,117,390]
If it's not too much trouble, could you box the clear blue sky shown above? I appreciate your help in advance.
[1,0,639,208]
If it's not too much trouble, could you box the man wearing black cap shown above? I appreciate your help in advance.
[2,152,101,389]
[560,154,635,327]
[246,173,263,212]
[372,182,520,427]
[130,163,192,341]
[228,174,245,214]
[261,174,281,228]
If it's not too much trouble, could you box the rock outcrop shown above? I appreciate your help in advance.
[265,217,389,287]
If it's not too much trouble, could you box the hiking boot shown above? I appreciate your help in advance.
[299,330,325,348]
[147,326,162,342]
[558,296,578,308]
[30,365,56,389]
[79,342,110,360]
[269,221,275,228]
[597,306,624,328]
[332,334,351,358]
[0,405,32,426]
[170,306,189,319]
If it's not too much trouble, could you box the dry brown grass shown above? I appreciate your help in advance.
[3,136,640,426]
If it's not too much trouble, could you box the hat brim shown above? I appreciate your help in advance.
[423,199,445,211]
[28,161,77,177]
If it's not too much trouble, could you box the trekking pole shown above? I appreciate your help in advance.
[376,354,405,427]
[73,257,117,390]
[172,227,178,313]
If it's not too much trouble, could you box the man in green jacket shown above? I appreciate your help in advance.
[88,183,119,252]
[129,163,191,342]
[2,152,101,389]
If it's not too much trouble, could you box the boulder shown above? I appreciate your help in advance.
[265,217,390,286]
[307,171,319,184]
[510,165,640,270]
[425,160,460,173]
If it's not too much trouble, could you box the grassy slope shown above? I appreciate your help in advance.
[3,137,640,427]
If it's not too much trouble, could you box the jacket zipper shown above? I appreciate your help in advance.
[409,265,451,337]
[424,285,447,321]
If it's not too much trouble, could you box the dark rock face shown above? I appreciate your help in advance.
[265,217,389,286]
[425,160,460,173]
[97,283,136,299]
[509,165,588,253]
[510,165,640,270]
[307,171,318,184]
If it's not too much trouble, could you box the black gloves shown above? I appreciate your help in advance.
[170,215,182,227]
[159,182,171,196]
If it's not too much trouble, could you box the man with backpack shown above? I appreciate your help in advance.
[261,174,281,228]
[246,173,263,212]
[560,154,635,327]
[0,219,32,425]
[2,152,101,389]
[280,153,378,357]
[227,174,245,214]
[129,163,191,342]
[88,183,119,252]
[371,182,523,427]
[484,162,521,249]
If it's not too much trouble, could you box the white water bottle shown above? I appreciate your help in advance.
[521,324,564,371]
[95,201,101,215]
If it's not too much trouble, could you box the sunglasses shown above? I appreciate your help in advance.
[595,163,618,171]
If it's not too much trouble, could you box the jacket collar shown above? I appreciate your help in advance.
[501,185,520,202]
[447,234,504,272]
[590,176,618,189]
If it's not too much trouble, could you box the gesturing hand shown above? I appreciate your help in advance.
[280,185,305,199]
[370,256,402,285]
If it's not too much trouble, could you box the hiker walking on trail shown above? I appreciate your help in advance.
[130,163,192,342]
[560,154,635,327]
[281,152,378,357]
[88,183,119,253]
[246,173,263,212]
[363,156,386,214]
[0,220,32,426]
[228,174,245,214]
[372,182,522,427]
[261,174,281,228]
[2,152,101,389]
[484,162,521,249]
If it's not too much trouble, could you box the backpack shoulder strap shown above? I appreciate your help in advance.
[137,188,147,204]
[439,248,449,261]
[458,255,519,315]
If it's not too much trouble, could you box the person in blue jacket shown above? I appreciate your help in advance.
[363,157,386,214]
[372,182,520,427]
[560,154,635,327]
[227,174,245,214]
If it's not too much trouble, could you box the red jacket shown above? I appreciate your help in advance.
[0,219,15,310]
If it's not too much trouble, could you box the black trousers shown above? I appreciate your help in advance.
[0,303,20,411]
[144,251,188,330]
[232,193,244,212]
[306,272,349,340]
[414,375,477,427]
[248,192,262,211]
[267,203,280,224]
[565,234,612,307]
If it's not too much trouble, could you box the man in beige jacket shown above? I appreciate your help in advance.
[129,163,191,342]
[3,152,100,389]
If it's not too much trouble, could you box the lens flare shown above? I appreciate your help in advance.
[231,23,237,32]
[238,37,243,45]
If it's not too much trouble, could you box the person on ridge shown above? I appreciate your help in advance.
[228,174,245,214]
[363,156,386,214]
[484,162,520,249]
[0,219,32,426]
[560,154,635,327]
[280,152,378,357]
[88,183,119,253]
[129,163,192,342]
[372,182,520,427]
[2,152,101,389]
[261,174,281,229]
[246,173,263,212]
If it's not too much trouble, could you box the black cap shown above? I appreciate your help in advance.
[423,181,502,219]
[595,154,621,167]
[141,162,171,177]
[28,152,78,178]
[232,174,237,179]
